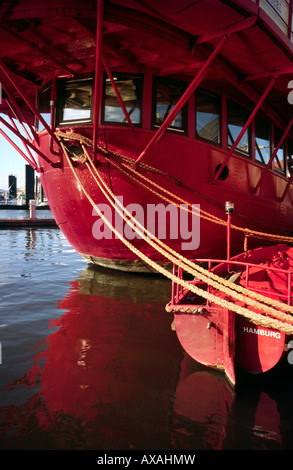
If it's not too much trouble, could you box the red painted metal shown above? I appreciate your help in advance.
[235,316,285,374]
[226,206,233,261]
[0,2,291,267]
[0,117,52,167]
[168,244,293,383]
[102,58,134,129]
[214,75,278,181]
[253,115,293,193]
[49,75,60,157]
[196,15,258,44]
[7,114,38,169]
[0,127,38,170]
[0,0,293,385]
[0,59,61,151]
[135,35,228,165]
[174,307,236,385]
[5,99,36,144]
[2,86,39,143]
[0,25,75,77]
[93,0,104,159]
[35,121,293,271]
[279,169,293,201]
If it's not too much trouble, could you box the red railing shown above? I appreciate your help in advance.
[171,257,293,307]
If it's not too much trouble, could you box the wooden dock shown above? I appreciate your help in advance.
[0,218,58,228]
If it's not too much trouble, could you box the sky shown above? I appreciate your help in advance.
[0,115,28,190]
[0,138,26,190]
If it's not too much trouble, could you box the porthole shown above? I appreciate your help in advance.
[67,144,84,161]
[215,163,229,180]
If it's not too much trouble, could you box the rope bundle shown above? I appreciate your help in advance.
[55,131,293,334]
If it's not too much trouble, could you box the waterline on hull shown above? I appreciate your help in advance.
[80,253,173,274]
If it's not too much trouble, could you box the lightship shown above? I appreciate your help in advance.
[1,0,293,384]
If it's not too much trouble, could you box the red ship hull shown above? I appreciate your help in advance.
[167,244,293,386]
[38,126,293,271]
[0,1,291,271]
[0,0,292,385]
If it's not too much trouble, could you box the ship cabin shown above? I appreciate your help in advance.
[0,0,292,197]
[32,0,293,197]
[37,69,293,183]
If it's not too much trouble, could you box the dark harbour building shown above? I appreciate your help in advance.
[8,175,16,199]
[25,164,34,206]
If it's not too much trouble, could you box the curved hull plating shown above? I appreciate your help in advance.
[0,1,292,271]
[38,127,293,271]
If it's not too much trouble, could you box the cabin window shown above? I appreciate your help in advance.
[195,89,221,144]
[273,127,285,174]
[227,100,250,155]
[37,84,52,131]
[153,76,187,131]
[287,139,293,175]
[57,77,93,125]
[255,117,271,165]
[102,73,143,125]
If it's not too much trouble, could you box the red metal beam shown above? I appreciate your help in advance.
[0,25,75,77]
[49,74,60,156]
[0,58,61,151]
[279,162,293,201]
[7,114,38,169]
[93,0,104,159]
[0,116,55,166]
[0,126,38,170]
[290,0,293,39]
[2,85,39,143]
[5,97,37,144]
[245,66,293,81]
[214,75,278,182]
[253,115,293,193]
[102,57,134,129]
[196,15,257,45]
[135,35,228,165]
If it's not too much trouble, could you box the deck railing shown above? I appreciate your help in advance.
[171,258,293,307]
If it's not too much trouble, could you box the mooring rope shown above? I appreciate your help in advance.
[55,130,293,243]
[56,131,293,333]
[55,130,293,309]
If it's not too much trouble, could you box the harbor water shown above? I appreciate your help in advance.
[1,209,293,453]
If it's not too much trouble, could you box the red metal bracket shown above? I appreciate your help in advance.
[0,58,62,152]
[252,115,293,193]
[214,75,278,182]
[0,116,56,167]
[93,0,104,160]
[135,35,228,165]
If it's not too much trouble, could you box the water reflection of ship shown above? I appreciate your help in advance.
[1,266,293,450]
[172,354,235,450]
[41,266,184,446]
[0,266,182,449]
[73,264,171,301]
[41,265,293,451]
[172,352,293,450]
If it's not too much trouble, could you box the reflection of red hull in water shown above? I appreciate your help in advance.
[173,354,282,449]
[1,268,182,449]
[40,269,180,425]
[174,365,235,450]
[167,245,293,386]
[0,2,292,271]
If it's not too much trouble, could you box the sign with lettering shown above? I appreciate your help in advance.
[235,317,285,374]
[259,0,289,35]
